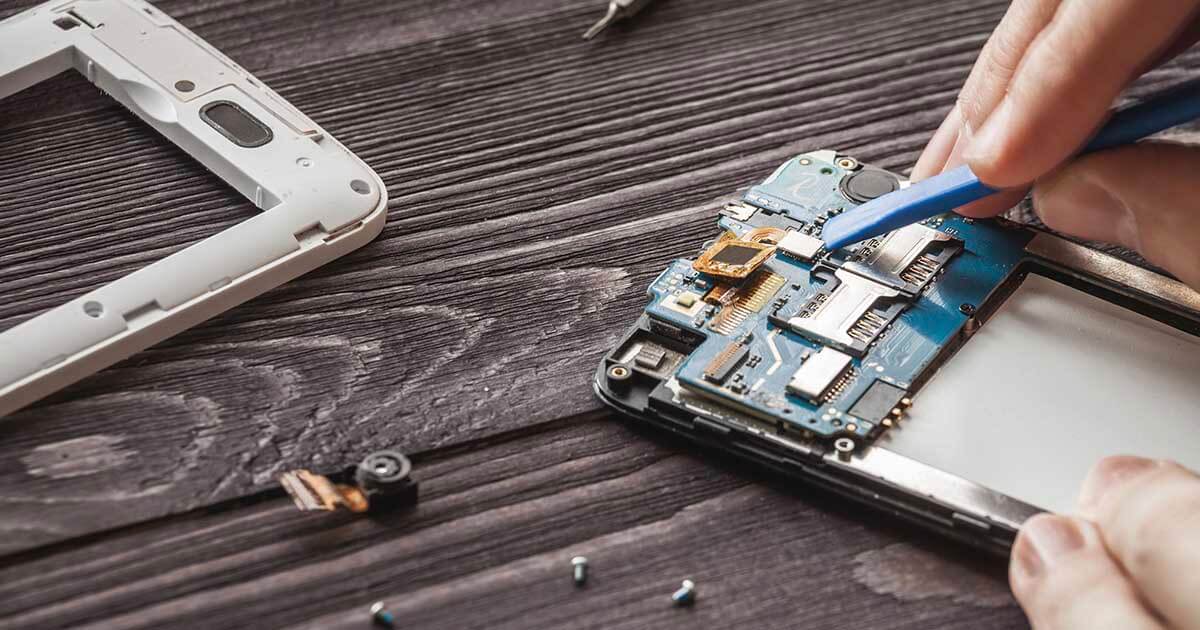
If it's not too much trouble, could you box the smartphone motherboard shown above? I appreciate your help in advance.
[598,150,1034,453]
[596,149,1200,549]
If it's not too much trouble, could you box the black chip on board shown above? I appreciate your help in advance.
[848,379,907,422]
[712,244,762,266]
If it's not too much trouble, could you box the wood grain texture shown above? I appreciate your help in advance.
[1,0,1198,626]
[0,416,1026,630]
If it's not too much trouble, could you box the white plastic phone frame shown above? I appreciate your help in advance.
[0,0,388,417]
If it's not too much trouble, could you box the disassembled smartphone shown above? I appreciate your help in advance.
[595,150,1200,552]
[0,0,387,416]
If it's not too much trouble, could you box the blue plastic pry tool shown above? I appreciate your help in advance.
[821,77,1200,250]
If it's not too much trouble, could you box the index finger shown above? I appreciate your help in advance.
[963,0,1200,188]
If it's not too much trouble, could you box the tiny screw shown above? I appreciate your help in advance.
[369,601,395,629]
[572,556,588,586]
[959,303,977,316]
[671,579,697,606]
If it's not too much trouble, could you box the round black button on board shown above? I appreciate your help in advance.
[842,169,900,203]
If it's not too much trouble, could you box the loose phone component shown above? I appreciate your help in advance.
[0,0,388,417]
[280,450,418,514]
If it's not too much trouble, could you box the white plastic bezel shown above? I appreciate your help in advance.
[0,0,388,416]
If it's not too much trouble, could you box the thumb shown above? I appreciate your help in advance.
[1033,142,1200,290]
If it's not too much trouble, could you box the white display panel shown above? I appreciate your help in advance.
[884,273,1200,514]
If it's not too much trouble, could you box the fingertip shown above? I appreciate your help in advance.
[1083,458,1200,629]
[1010,513,1095,604]
[1013,514,1089,574]
[1011,513,1164,630]
[1076,455,1161,517]
[961,97,1019,185]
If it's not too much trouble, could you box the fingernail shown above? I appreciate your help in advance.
[1077,456,1159,516]
[962,97,1015,168]
[941,121,973,173]
[1013,515,1086,581]
[912,105,962,181]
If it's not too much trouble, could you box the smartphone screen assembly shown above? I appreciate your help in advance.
[593,150,1200,552]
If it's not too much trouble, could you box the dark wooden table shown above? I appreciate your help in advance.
[2,0,1197,627]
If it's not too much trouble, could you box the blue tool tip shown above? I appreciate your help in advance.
[821,200,888,250]
[820,166,997,250]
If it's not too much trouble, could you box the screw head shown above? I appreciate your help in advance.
[672,578,697,605]
[369,601,395,628]
[959,302,977,316]
[572,556,587,566]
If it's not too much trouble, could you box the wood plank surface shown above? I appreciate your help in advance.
[0,415,1026,630]
[2,0,1198,626]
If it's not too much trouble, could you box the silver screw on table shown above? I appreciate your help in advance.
[671,579,696,606]
[369,601,395,628]
[571,555,589,586]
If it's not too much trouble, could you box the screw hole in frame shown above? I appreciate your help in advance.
[83,301,104,318]
[174,80,195,93]
[350,179,371,195]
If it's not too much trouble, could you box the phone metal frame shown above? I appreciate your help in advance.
[0,0,388,417]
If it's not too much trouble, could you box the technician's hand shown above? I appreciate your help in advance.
[912,0,1200,289]
[1010,456,1200,629]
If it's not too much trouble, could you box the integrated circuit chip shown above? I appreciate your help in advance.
[693,233,775,279]
[634,345,667,369]
[713,244,761,265]
[848,379,908,423]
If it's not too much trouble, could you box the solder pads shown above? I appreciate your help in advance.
[608,150,1031,449]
